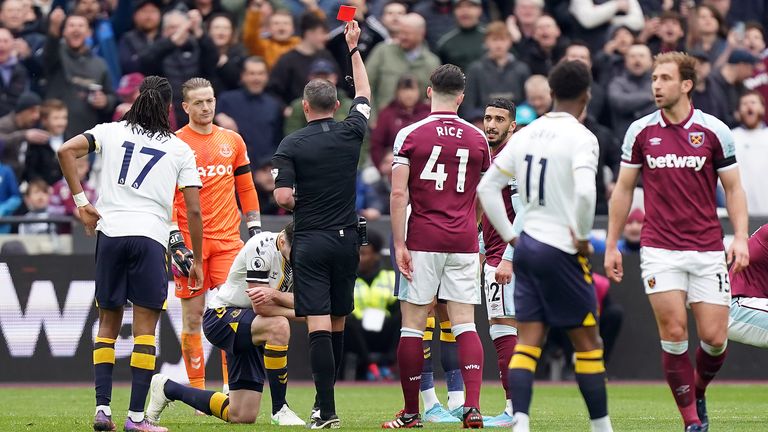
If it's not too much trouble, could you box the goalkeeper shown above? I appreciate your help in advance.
[148,223,305,426]
[169,77,262,399]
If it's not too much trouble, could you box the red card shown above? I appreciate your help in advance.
[337,5,356,22]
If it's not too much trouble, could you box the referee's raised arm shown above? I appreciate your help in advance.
[345,20,371,103]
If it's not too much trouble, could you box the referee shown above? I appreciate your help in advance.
[272,20,370,429]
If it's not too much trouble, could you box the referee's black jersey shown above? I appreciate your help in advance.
[272,96,371,231]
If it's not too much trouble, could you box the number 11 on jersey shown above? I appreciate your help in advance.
[420,145,470,192]
[524,154,547,206]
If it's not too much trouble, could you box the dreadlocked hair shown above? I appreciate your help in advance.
[121,75,173,140]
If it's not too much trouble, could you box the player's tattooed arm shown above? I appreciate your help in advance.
[245,210,262,237]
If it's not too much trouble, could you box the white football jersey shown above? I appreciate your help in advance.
[493,112,598,254]
[208,231,293,309]
[86,121,201,248]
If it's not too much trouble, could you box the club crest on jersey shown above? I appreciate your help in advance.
[251,257,266,270]
[647,277,656,289]
[219,143,233,157]
[688,132,705,148]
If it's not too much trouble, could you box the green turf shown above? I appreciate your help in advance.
[1,383,766,431]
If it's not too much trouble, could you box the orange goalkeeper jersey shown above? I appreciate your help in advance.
[174,125,251,241]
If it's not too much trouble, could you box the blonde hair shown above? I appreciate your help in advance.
[181,77,213,102]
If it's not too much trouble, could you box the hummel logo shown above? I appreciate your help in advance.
[408,375,421,382]
[191,356,202,370]
[464,364,480,370]
[649,137,662,146]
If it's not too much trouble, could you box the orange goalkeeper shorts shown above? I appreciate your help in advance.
[174,237,243,298]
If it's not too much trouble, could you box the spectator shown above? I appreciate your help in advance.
[688,3,728,65]
[592,207,644,253]
[435,0,484,72]
[216,56,283,164]
[284,58,352,135]
[690,49,730,122]
[208,13,248,91]
[524,15,568,76]
[283,0,338,20]
[356,150,393,218]
[112,72,144,120]
[73,0,130,84]
[710,49,758,127]
[118,0,161,74]
[743,22,768,122]
[379,0,407,40]
[520,74,550,118]
[44,11,116,138]
[1,0,46,80]
[413,0,456,49]
[23,98,66,185]
[0,27,30,118]
[507,0,543,61]
[568,0,644,53]
[49,156,97,229]
[578,106,619,215]
[266,11,335,105]
[562,41,609,127]
[252,156,283,215]
[732,91,768,215]
[644,11,686,55]
[594,25,634,84]
[186,0,225,22]
[607,43,655,137]
[0,92,48,178]
[242,2,319,70]
[18,177,55,235]
[463,22,530,119]
[327,0,388,84]
[0,158,21,233]
[366,13,440,114]
[344,229,399,381]
[369,73,428,167]
[138,9,218,124]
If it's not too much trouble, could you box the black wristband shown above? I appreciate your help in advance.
[349,46,359,57]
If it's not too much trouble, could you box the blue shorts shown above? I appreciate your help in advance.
[95,232,168,310]
[512,232,598,328]
[203,307,265,392]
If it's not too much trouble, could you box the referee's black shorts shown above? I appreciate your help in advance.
[292,228,359,317]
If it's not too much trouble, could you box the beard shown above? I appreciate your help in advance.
[488,129,510,147]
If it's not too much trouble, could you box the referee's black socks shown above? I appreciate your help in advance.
[309,330,336,419]
[331,331,344,382]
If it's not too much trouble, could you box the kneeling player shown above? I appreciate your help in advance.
[146,224,304,426]
[729,225,768,348]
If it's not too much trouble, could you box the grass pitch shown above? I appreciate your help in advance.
[1,382,766,431]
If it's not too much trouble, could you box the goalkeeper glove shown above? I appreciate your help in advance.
[169,229,193,278]
[247,221,261,238]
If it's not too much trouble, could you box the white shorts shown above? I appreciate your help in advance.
[729,297,768,348]
[397,251,480,305]
[640,246,730,306]
[483,262,515,319]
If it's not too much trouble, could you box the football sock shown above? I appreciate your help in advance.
[309,330,336,419]
[574,349,609,420]
[128,335,157,419]
[164,379,230,421]
[220,350,229,389]
[181,333,206,390]
[398,327,425,415]
[440,320,465,410]
[661,340,700,426]
[509,344,541,416]
[695,341,727,399]
[490,324,518,401]
[264,344,289,415]
[590,415,614,432]
[453,323,483,410]
[420,323,439,408]
[93,336,116,407]
[331,331,344,383]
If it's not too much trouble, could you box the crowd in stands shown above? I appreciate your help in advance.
[0,0,767,237]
